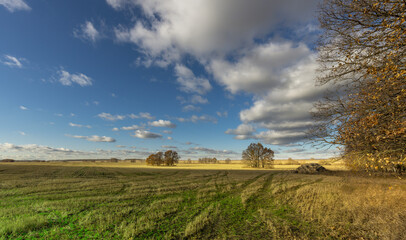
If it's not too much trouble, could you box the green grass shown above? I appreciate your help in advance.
[0,163,405,239]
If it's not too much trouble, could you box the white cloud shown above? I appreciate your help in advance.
[149,119,176,128]
[74,21,101,43]
[210,42,312,94]
[105,0,128,10]
[161,145,177,149]
[176,115,217,124]
[0,142,155,160]
[167,136,173,140]
[129,112,155,120]
[121,125,140,130]
[0,0,30,12]
[2,55,23,68]
[225,124,255,140]
[110,0,319,63]
[253,130,307,145]
[18,131,26,136]
[19,105,28,110]
[132,130,162,139]
[69,134,116,142]
[216,111,228,118]
[112,127,119,131]
[182,105,201,112]
[69,122,92,129]
[97,112,126,121]
[162,130,172,134]
[220,42,330,145]
[0,142,81,153]
[175,64,211,95]
[107,0,328,146]
[58,69,93,87]
[190,95,208,104]
[191,147,237,155]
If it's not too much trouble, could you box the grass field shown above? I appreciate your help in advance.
[1,162,405,239]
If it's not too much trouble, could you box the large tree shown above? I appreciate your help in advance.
[164,150,180,166]
[311,0,405,171]
[242,143,274,168]
[146,152,164,166]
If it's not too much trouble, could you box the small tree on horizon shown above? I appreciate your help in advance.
[242,143,274,168]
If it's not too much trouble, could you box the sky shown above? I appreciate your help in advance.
[0,0,339,160]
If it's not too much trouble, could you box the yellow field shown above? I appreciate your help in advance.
[29,158,348,171]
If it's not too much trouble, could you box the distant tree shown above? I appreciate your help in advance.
[110,158,119,163]
[1,159,15,162]
[164,150,180,166]
[198,157,219,164]
[146,152,164,166]
[225,158,231,164]
[242,143,274,168]
[187,158,192,164]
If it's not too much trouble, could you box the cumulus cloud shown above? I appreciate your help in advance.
[182,105,201,112]
[174,64,211,95]
[216,111,228,118]
[18,131,26,136]
[0,142,155,160]
[74,21,101,43]
[121,124,141,131]
[2,55,23,68]
[97,112,126,121]
[110,0,319,62]
[0,0,30,12]
[221,42,330,145]
[107,0,327,146]
[191,147,237,155]
[161,145,177,149]
[19,105,28,110]
[129,112,155,120]
[225,124,255,140]
[190,95,208,104]
[112,127,119,131]
[176,115,217,124]
[162,130,172,134]
[149,120,176,128]
[132,130,162,139]
[69,134,116,142]
[69,122,92,128]
[58,69,93,87]
[210,42,312,94]
[0,142,81,153]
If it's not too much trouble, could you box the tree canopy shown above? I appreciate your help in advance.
[242,143,274,168]
[311,0,405,172]
[146,150,180,166]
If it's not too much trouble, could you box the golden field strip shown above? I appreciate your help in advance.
[0,161,405,239]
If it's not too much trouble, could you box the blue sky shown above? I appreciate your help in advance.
[0,0,339,160]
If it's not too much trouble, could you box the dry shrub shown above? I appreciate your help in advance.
[344,151,406,174]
